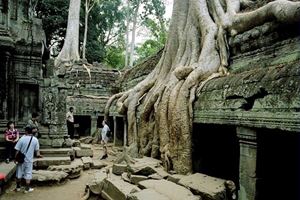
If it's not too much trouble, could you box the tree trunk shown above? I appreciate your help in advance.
[55,0,81,68]
[125,0,130,68]
[129,1,140,68]
[82,0,89,60]
[106,0,300,174]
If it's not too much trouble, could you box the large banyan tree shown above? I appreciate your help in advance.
[106,0,300,174]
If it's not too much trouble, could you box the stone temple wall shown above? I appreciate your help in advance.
[40,62,121,146]
[193,20,300,132]
[64,64,120,116]
[0,0,45,124]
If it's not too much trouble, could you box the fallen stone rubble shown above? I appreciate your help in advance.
[85,157,233,200]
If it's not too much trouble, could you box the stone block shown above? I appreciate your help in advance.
[167,174,184,184]
[63,138,74,147]
[127,157,161,176]
[138,179,199,200]
[39,138,52,147]
[73,140,81,147]
[152,167,170,179]
[73,147,93,157]
[79,137,94,144]
[86,171,107,195]
[40,148,73,157]
[130,175,148,185]
[81,157,93,170]
[148,173,163,180]
[121,172,130,183]
[34,157,71,169]
[0,162,16,182]
[80,144,92,149]
[178,173,227,200]
[128,165,156,176]
[127,188,170,200]
[92,160,107,169]
[52,138,64,147]
[47,160,83,179]
[32,170,68,183]
[112,163,127,175]
[72,159,84,169]
[101,176,140,200]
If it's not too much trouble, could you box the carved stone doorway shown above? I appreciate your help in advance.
[18,84,39,122]
[192,123,240,187]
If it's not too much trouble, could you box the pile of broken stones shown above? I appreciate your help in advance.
[84,156,234,200]
[30,139,107,184]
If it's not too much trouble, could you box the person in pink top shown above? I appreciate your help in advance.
[4,121,19,163]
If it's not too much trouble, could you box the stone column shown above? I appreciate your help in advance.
[113,116,117,146]
[42,77,69,148]
[237,127,257,200]
[123,116,127,147]
[90,115,98,136]
[3,52,10,120]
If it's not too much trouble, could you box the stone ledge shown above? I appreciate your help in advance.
[193,111,300,132]
[0,162,17,182]
[33,157,71,169]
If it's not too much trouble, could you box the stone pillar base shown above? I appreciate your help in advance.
[237,127,257,200]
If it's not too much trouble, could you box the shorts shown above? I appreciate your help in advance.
[101,133,109,143]
[16,162,33,180]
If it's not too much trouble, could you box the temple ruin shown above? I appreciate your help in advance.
[0,0,299,200]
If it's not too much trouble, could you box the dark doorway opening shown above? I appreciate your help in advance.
[74,115,91,137]
[115,117,124,146]
[192,123,240,187]
[18,84,39,121]
[256,129,300,200]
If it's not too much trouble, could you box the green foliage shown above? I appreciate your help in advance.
[136,0,168,62]
[36,0,168,68]
[83,0,125,64]
[36,0,69,49]
[105,45,126,69]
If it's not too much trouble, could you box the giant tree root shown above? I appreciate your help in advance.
[105,0,300,174]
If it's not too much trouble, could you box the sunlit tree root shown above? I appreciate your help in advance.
[106,0,300,174]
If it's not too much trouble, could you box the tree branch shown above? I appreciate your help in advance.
[230,0,300,34]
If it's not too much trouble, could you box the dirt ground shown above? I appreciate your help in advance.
[0,144,118,200]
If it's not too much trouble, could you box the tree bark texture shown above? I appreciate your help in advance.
[55,0,81,68]
[106,0,300,174]
[129,0,141,68]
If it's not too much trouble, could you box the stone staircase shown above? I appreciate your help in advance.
[34,148,74,169]
[0,120,74,193]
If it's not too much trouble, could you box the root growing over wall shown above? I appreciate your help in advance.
[105,0,300,174]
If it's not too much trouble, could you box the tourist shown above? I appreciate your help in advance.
[4,121,19,163]
[66,107,75,139]
[27,112,40,138]
[15,126,42,193]
[100,120,110,145]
